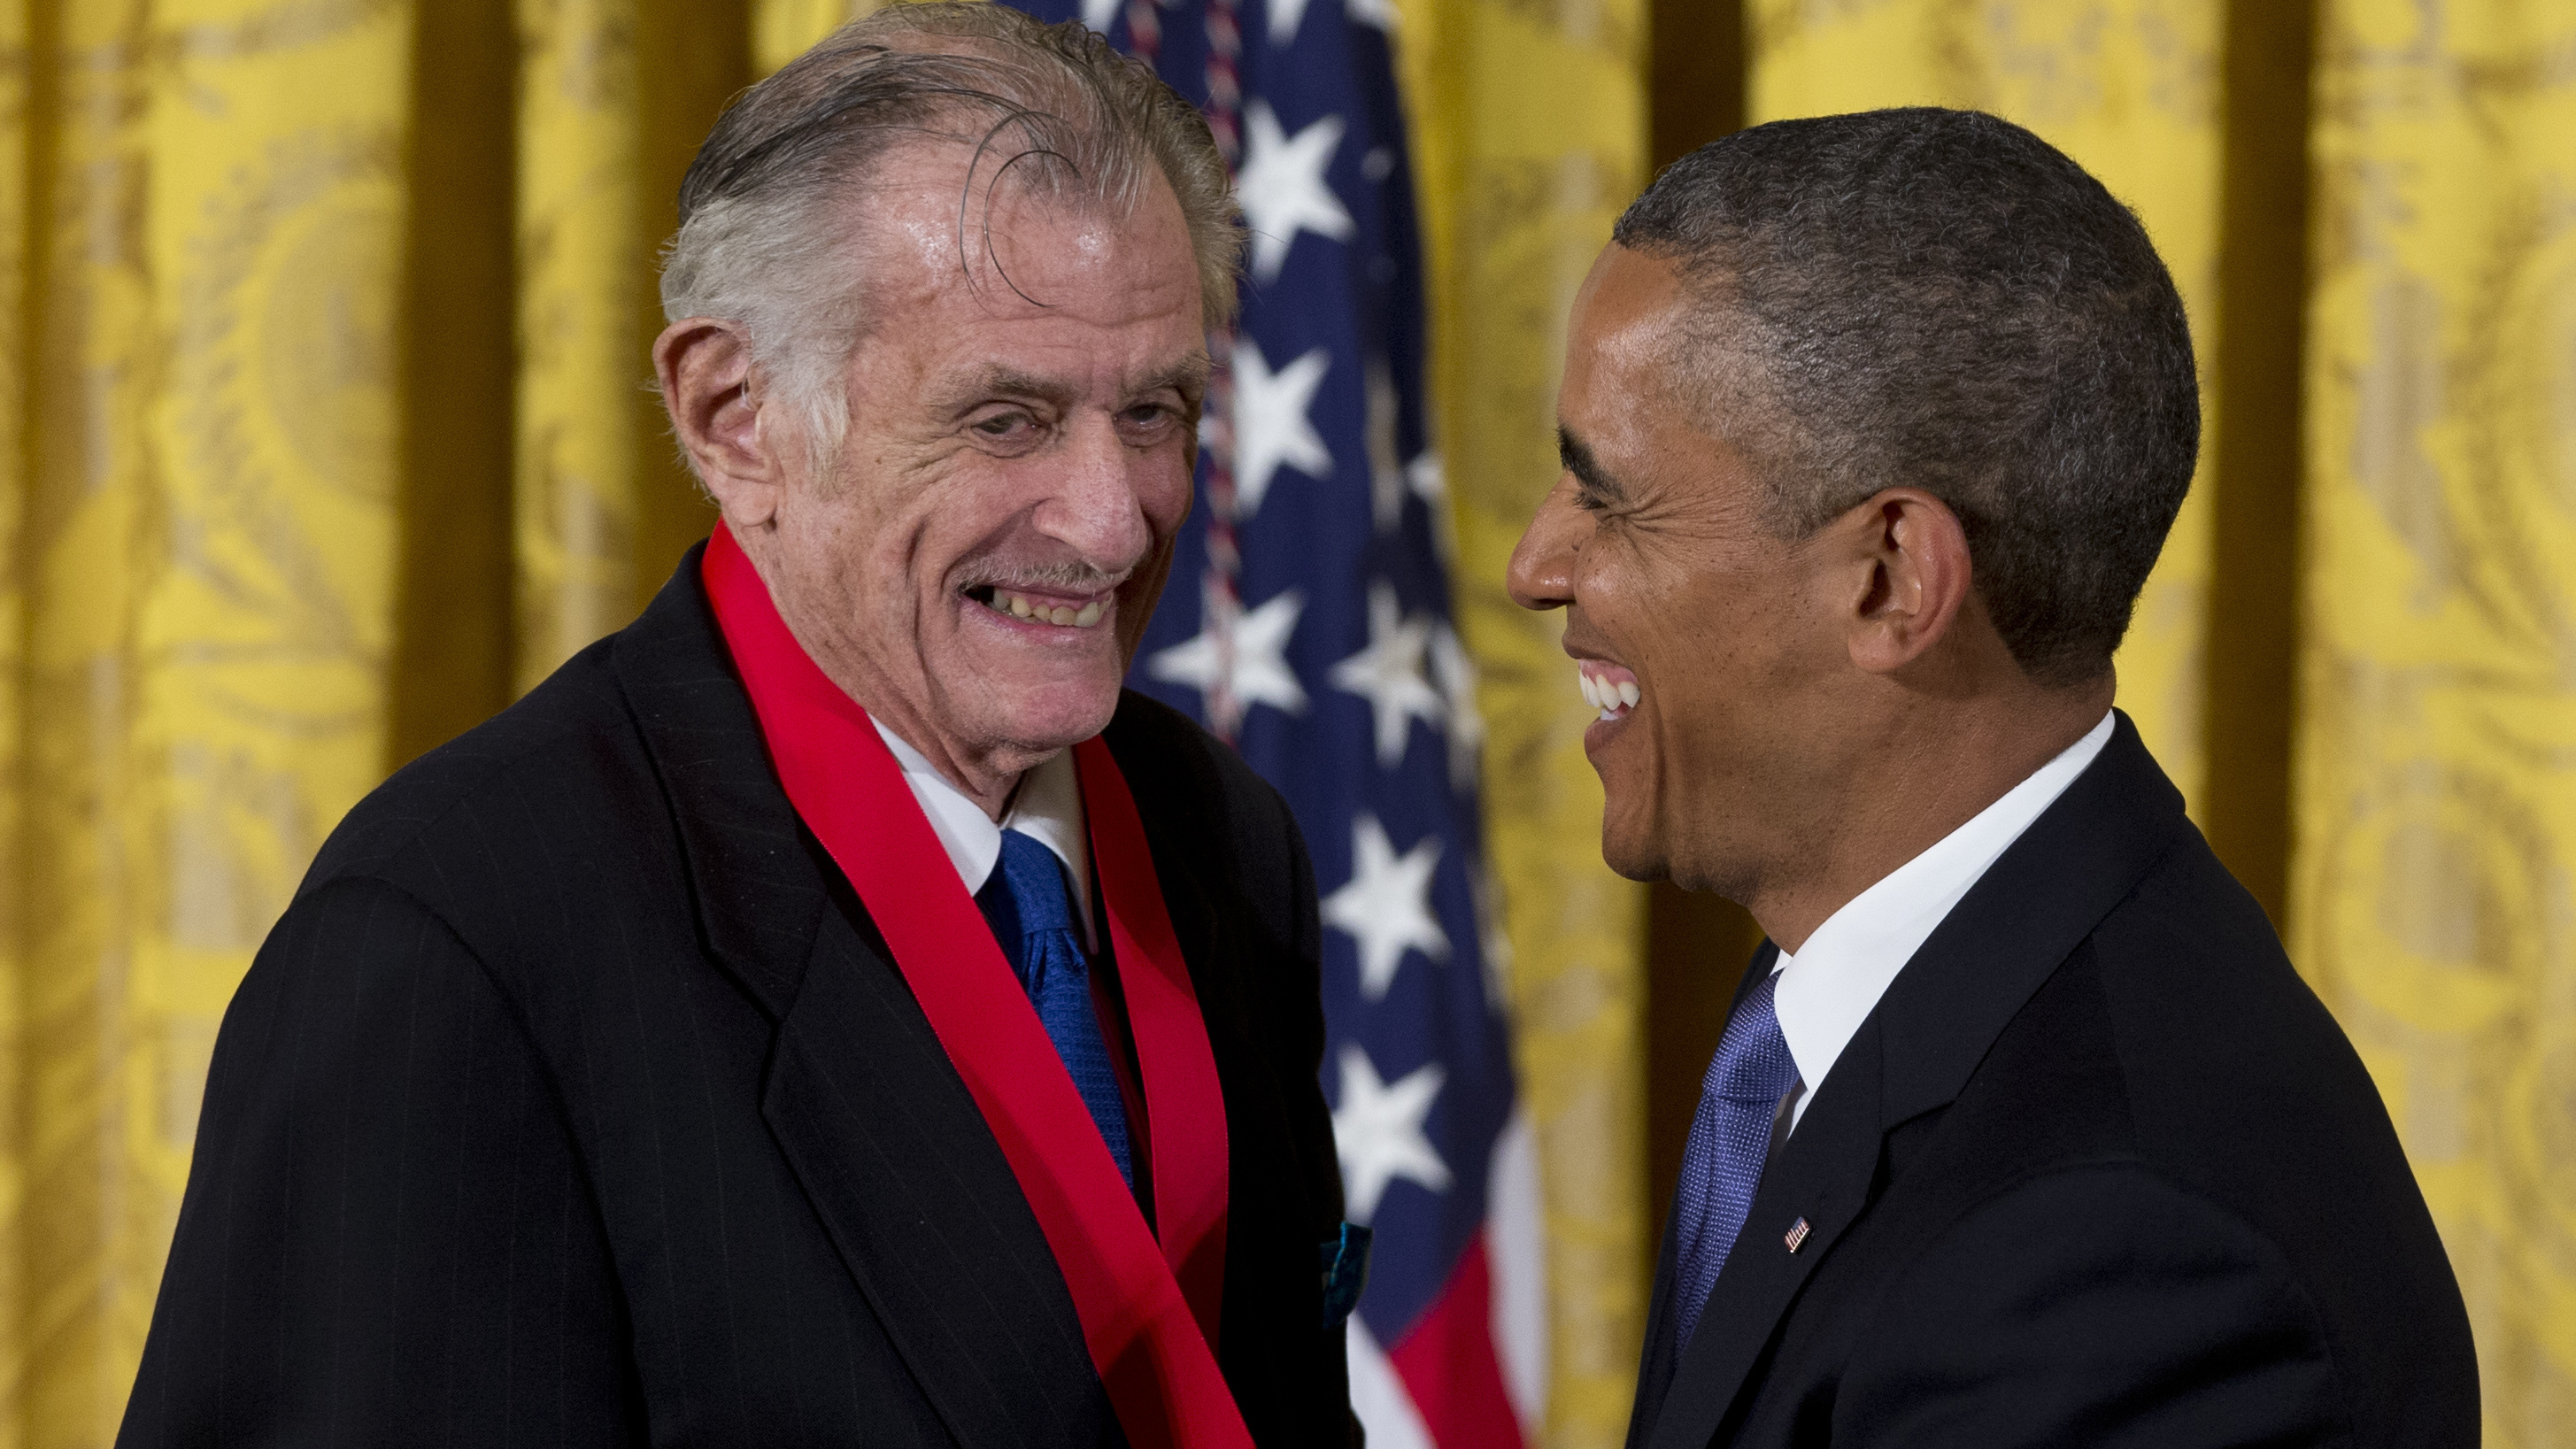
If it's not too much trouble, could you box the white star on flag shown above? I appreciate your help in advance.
[1079,0,1118,31]
[1346,0,1399,30]
[1146,582,1309,728]
[1406,451,1446,508]
[1236,99,1354,282]
[1324,813,1449,999]
[1430,623,1485,792]
[1268,0,1315,43]
[1331,1044,1450,1222]
[1230,337,1333,519]
[1330,582,1446,769]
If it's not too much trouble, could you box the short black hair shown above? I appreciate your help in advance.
[1612,107,2199,685]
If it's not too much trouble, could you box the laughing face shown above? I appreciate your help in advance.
[1507,244,1848,898]
[675,140,1207,804]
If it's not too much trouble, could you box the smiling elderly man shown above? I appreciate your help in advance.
[120,9,1354,1448]
[1513,110,2475,1447]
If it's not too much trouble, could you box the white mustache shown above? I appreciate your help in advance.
[960,560,1130,594]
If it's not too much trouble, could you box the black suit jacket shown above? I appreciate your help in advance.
[1628,714,2477,1449]
[119,551,1354,1447]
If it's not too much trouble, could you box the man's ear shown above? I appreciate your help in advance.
[1832,487,1974,675]
[654,317,782,528]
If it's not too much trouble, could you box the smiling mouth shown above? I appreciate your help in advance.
[964,584,1110,630]
[1576,660,1641,721]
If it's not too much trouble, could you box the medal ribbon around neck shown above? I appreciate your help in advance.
[703,524,1243,1449]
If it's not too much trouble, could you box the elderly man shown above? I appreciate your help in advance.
[1512,111,2477,1447]
[120,9,1354,1447]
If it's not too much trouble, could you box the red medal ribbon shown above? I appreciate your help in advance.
[702,524,1247,1449]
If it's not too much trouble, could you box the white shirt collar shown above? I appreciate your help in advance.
[871,721,1095,950]
[1770,711,2115,1129]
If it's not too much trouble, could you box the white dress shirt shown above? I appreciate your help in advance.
[1771,712,2114,1131]
[873,722,1096,951]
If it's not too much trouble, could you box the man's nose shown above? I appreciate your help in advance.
[1038,418,1155,571]
[1507,482,1582,612]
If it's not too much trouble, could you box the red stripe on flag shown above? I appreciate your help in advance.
[1386,1237,1528,1449]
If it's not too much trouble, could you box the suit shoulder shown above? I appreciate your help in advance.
[301,637,649,896]
[2076,827,2477,1445]
[2086,828,2392,1158]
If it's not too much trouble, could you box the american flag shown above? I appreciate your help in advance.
[1009,1,1546,1442]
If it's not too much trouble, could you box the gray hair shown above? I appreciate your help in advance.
[1614,107,2200,686]
[660,1,1240,460]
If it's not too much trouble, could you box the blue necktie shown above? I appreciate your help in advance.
[976,829,1135,1190]
[1670,967,1801,1353]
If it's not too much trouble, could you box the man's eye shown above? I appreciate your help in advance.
[1121,404,1174,430]
[974,411,1034,438]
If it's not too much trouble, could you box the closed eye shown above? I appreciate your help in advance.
[1558,428,1629,516]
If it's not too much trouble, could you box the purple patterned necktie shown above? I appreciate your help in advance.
[1670,967,1801,1353]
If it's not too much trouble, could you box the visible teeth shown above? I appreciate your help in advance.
[982,590,1108,628]
[1575,663,1642,719]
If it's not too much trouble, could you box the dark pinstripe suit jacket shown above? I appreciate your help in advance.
[118,550,1355,1447]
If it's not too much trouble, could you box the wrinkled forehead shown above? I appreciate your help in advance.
[832,127,1173,291]
[832,153,1207,393]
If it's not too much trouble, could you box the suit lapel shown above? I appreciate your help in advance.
[1639,714,2191,1448]
[764,901,1111,1446]
[613,549,1107,1445]
[610,547,825,1018]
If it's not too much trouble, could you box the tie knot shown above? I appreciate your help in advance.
[987,829,1077,937]
[1709,969,1800,1106]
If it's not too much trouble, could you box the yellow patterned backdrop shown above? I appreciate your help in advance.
[1387,4,1649,1445]
[0,3,2564,1447]
[2296,2,2576,1442]
[17,4,411,1443]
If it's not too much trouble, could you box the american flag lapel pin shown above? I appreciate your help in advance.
[1784,1217,1812,1253]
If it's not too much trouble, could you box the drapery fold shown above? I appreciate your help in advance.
[2295,3,2576,1438]
[1389,4,1650,1445]
[18,4,412,1440]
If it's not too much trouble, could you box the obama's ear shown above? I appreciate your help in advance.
[655,317,784,529]
[1827,487,1975,676]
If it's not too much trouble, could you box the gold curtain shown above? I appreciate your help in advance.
[0,3,2564,1448]
[515,0,736,689]
[0,4,741,1443]
[2296,3,2576,1441]
[1391,7,1649,1449]
[14,4,414,1444]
